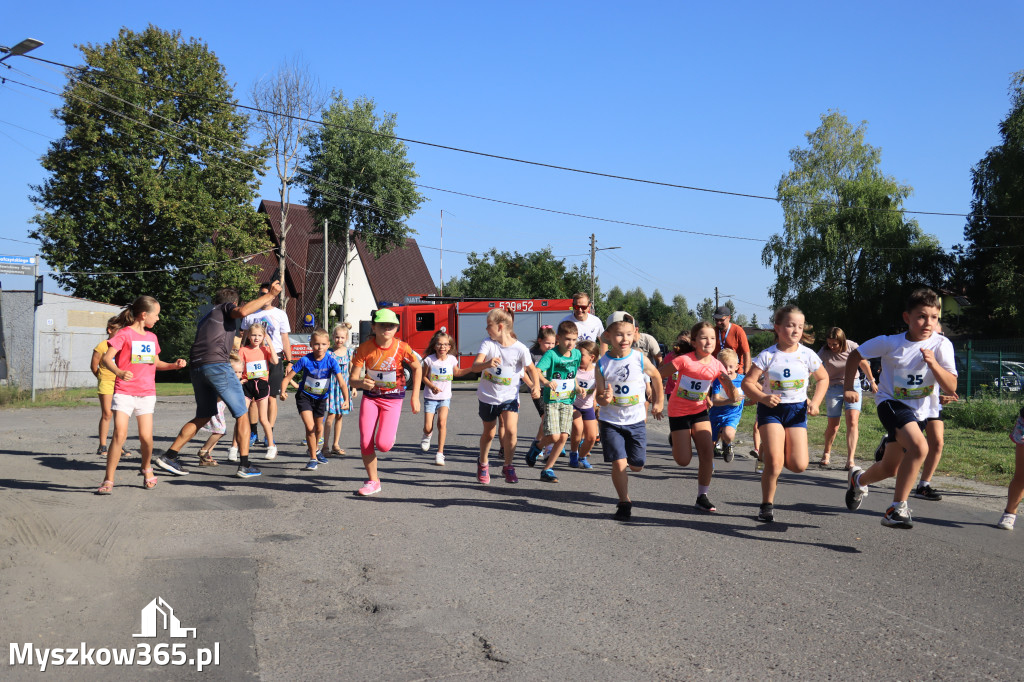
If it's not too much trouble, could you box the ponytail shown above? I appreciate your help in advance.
[112,295,159,328]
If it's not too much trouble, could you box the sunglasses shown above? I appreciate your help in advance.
[573,304,589,310]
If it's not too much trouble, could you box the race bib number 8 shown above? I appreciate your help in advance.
[675,374,709,402]
[484,366,513,386]
[246,360,268,379]
[131,340,156,364]
[893,373,934,399]
[306,377,329,396]
[611,380,643,407]
[768,366,805,393]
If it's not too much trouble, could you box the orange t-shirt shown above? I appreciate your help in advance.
[351,338,420,399]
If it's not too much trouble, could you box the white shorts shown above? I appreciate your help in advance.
[112,394,157,417]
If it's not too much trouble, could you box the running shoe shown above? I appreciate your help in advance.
[713,442,723,458]
[420,434,431,452]
[873,436,887,462]
[316,452,329,464]
[579,457,593,470]
[912,484,942,501]
[357,480,381,496]
[265,445,278,461]
[262,437,269,448]
[845,466,868,510]
[249,432,259,447]
[754,452,764,473]
[997,513,1016,530]
[96,444,106,456]
[614,501,632,520]
[881,503,914,529]
[568,451,580,468]
[227,446,239,462]
[757,503,774,523]
[477,463,490,484]
[540,468,558,483]
[155,455,189,476]
[236,465,262,478]
[434,452,445,466]
[723,444,734,463]
[502,465,519,484]
[525,442,540,468]
[305,460,319,471]
[695,494,717,513]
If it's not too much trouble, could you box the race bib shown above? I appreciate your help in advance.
[893,372,934,400]
[306,377,329,396]
[550,379,574,401]
[430,368,452,383]
[675,374,709,402]
[484,366,513,386]
[767,365,806,393]
[610,379,644,407]
[577,379,591,392]
[131,340,156,364]
[246,360,268,379]
[372,370,398,390]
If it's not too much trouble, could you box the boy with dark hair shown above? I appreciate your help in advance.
[533,320,581,482]
[841,288,957,528]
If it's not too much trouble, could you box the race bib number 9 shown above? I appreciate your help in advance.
[611,380,644,407]
[306,377,329,396]
[246,360,268,379]
[131,340,156,364]
[372,370,398,390]
[893,373,934,399]
[484,366,513,386]
[675,374,709,402]
[551,379,574,401]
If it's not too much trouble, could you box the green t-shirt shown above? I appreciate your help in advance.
[536,348,582,404]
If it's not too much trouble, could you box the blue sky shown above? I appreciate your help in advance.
[1,1,1021,324]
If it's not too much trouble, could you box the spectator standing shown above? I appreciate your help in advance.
[712,305,750,374]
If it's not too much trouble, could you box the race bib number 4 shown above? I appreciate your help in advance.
[372,370,398,390]
[131,340,156,364]
[306,377,329,396]
[246,360,268,379]
[675,374,709,402]
[484,366,513,386]
[551,379,574,401]
[610,380,643,407]
[894,373,934,399]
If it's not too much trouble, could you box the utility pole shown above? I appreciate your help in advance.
[439,210,444,297]
[322,219,328,329]
[715,287,719,308]
[590,234,621,304]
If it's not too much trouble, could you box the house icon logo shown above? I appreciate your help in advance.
[133,597,197,639]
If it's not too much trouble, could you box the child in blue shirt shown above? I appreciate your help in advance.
[709,348,745,463]
[280,328,347,470]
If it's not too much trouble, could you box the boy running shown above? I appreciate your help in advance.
[532,320,582,482]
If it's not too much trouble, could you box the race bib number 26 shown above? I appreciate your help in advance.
[131,340,156,364]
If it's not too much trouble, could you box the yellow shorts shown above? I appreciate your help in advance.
[97,378,115,395]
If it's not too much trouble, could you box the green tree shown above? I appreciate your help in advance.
[602,286,695,346]
[444,248,591,300]
[763,111,947,339]
[961,70,1024,335]
[696,297,716,321]
[29,25,270,358]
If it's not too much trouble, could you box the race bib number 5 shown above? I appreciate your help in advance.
[484,366,513,386]
[131,340,156,364]
[675,374,709,402]
[551,379,574,401]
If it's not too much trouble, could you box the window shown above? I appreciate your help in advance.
[415,313,435,331]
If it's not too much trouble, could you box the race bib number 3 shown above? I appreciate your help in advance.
[894,373,934,399]
[372,370,398,390]
[611,380,643,407]
[246,360,268,379]
[306,377,329,396]
[484,366,513,386]
[131,340,156,364]
[675,374,709,402]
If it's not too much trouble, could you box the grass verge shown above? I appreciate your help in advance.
[0,382,195,408]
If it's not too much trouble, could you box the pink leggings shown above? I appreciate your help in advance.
[359,395,403,456]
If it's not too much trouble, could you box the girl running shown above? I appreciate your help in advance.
[742,305,828,522]
[420,331,470,465]
[324,323,353,456]
[1000,407,1024,530]
[473,308,541,484]
[658,321,740,513]
[350,310,421,496]
[91,316,133,458]
[524,325,557,464]
[239,322,278,460]
[569,339,599,469]
[95,296,186,495]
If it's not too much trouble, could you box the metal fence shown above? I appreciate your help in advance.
[957,338,1024,399]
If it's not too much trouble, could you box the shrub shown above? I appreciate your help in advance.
[943,395,1022,432]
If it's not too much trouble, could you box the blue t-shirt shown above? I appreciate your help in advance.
[293,353,342,399]
[709,373,745,420]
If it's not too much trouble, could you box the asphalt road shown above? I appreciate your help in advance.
[1,384,1021,680]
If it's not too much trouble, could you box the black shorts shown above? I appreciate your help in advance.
[268,353,285,397]
[877,400,925,442]
[243,378,270,401]
[669,410,710,432]
[295,390,328,418]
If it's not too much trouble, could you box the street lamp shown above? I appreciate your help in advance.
[0,38,43,64]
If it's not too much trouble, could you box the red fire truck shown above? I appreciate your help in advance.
[361,297,576,369]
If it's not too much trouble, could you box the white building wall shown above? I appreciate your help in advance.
[329,249,376,345]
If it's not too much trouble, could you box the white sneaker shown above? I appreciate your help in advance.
[227,446,239,462]
[420,434,431,452]
[265,445,277,460]
[998,513,1016,530]
[434,452,445,466]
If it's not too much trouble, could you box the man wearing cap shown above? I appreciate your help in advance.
[561,292,607,355]
[712,305,750,374]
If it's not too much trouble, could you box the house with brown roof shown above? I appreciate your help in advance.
[250,200,437,330]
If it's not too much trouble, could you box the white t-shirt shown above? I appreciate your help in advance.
[561,313,605,344]
[857,333,957,422]
[241,307,291,354]
[423,354,458,402]
[475,339,533,405]
[752,345,822,404]
[597,350,648,426]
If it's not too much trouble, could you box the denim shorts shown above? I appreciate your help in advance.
[478,398,519,423]
[825,384,861,418]
[756,402,808,429]
[599,420,647,467]
[192,363,247,419]
[425,398,451,413]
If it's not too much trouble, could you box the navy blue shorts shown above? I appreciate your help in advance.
[478,398,519,423]
[574,406,597,421]
[599,421,647,468]
[877,400,925,442]
[756,402,807,429]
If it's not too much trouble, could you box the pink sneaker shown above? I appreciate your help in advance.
[356,480,381,496]
[502,465,519,484]
[477,463,490,484]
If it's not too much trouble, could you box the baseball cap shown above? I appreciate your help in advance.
[605,311,635,328]
[373,308,400,325]
[713,305,731,320]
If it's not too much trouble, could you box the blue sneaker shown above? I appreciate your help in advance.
[155,455,189,476]
[316,451,329,464]
[235,465,262,478]
[262,437,269,448]
[305,460,319,470]
[525,442,540,468]
[568,451,580,468]
[249,432,258,447]
[540,468,558,483]
[579,457,593,470]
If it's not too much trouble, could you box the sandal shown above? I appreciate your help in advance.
[95,480,114,495]
[331,447,345,456]
[817,453,831,468]
[844,462,855,471]
[140,467,158,490]
[197,449,219,466]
